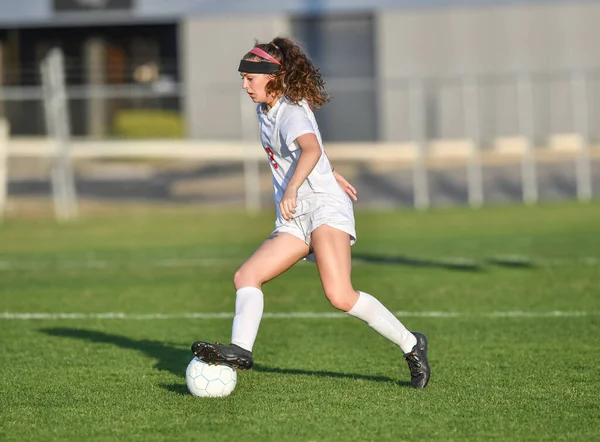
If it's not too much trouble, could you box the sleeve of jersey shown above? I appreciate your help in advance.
[279,106,316,151]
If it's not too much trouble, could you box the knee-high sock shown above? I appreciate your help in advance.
[347,291,417,354]
[231,287,264,352]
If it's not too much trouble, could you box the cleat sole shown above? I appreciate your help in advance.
[191,341,253,370]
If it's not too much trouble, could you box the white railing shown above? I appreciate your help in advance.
[0,119,8,220]
[2,131,596,219]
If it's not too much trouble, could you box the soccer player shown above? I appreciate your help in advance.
[192,37,430,388]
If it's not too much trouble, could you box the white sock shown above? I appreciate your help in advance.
[231,287,264,352]
[347,291,417,354]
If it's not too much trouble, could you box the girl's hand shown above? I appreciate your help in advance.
[333,170,358,201]
[280,185,298,221]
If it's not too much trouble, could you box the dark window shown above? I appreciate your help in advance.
[291,14,377,142]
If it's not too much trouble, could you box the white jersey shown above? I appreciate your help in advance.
[256,96,349,220]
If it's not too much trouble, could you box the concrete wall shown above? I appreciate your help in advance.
[180,15,290,139]
[291,15,377,141]
[178,1,600,143]
[377,1,600,142]
[180,14,377,141]
[2,1,594,27]
[3,0,600,143]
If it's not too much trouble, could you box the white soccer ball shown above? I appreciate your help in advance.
[185,357,237,397]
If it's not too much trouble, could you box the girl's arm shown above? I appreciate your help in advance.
[279,133,322,221]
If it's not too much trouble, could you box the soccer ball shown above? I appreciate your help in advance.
[185,357,237,397]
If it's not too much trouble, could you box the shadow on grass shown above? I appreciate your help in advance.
[39,327,411,392]
[253,364,411,387]
[353,254,536,271]
[483,257,535,269]
[353,253,482,271]
[41,327,189,378]
[161,383,190,395]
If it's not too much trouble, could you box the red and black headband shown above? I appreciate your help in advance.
[238,47,281,74]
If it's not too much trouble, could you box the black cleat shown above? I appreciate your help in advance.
[191,341,254,370]
[404,332,430,389]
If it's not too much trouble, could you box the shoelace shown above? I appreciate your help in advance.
[405,352,423,375]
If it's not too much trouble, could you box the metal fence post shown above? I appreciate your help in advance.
[516,73,538,205]
[409,79,429,210]
[0,119,8,219]
[463,76,483,208]
[571,71,592,202]
[41,48,78,221]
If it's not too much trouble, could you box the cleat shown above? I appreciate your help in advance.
[403,332,431,389]
[191,341,254,370]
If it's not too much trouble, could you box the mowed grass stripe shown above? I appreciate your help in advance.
[0,256,598,270]
[1,310,598,320]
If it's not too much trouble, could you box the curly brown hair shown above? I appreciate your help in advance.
[242,37,331,110]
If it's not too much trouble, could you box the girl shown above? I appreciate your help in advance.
[192,37,430,388]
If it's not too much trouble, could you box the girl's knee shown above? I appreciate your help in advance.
[324,286,357,312]
[233,269,247,290]
[233,268,262,290]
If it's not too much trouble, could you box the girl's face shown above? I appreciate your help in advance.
[241,72,279,108]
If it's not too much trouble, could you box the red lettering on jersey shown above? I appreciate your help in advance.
[264,147,278,169]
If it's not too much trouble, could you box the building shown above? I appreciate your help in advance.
[1,0,599,145]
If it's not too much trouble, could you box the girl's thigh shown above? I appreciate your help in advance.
[235,232,310,288]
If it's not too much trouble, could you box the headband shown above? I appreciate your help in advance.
[250,47,281,65]
[238,46,282,74]
[238,60,280,74]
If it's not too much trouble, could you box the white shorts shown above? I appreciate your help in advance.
[272,194,356,250]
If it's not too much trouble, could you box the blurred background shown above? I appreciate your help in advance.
[0,0,599,219]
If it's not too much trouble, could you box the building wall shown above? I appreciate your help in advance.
[180,15,290,139]
[291,15,377,141]
[178,1,600,143]
[180,14,377,141]
[2,1,595,27]
[2,0,600,143]
[377,1,600,142]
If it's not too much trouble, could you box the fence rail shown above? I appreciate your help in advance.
[2,133,597,218]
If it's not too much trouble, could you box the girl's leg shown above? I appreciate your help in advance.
[231,232,310,351]
[192,232,309,369]
[234,231,310,289]
[310,225,417,353]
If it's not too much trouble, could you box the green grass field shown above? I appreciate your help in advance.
[1,202,599,441]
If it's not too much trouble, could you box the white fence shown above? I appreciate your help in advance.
[0,119,8,219]
[1,129,596,219]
